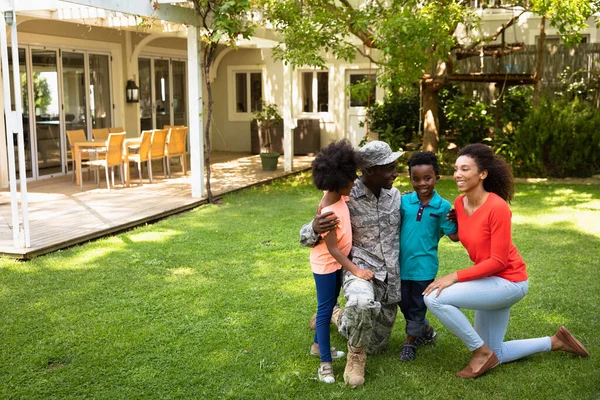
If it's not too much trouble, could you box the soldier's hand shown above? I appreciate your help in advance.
[312,211,338,234]
[355,269,374,281]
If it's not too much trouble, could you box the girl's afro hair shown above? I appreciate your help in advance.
[312,139,359,192]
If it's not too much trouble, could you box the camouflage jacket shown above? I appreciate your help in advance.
[300,178,402,303]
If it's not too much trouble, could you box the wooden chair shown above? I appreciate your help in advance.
[165,127,188,178]
[66,129,99,183]
[163,125,185,129]
[124,130,153,186]
[108,127,125,133]
[80,133,126,191]
[148,128,168,183]
[92,128,109,141]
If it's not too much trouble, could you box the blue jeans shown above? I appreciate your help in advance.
[313,269,343,362]
[424,277,552,364]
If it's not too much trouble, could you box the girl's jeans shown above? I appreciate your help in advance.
[424,277,551,364]
[313,268,343,362]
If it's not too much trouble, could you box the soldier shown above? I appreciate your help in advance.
[300,141,402,387]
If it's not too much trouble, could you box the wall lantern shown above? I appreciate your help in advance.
[4,10,14,26]
[126,79,139,103]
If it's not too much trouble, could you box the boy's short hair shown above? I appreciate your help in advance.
[407,151,439,176]
[312,140,359,192]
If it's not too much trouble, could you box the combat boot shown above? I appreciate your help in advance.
[331,305,343,327]
[344,344,366,387]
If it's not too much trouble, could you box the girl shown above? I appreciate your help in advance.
[309,140,374,383]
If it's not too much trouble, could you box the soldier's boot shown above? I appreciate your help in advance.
[344,344,366,388]
[331,305,344,328]
[309,305,343,330]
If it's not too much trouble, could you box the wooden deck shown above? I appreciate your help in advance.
[0,152,314,259]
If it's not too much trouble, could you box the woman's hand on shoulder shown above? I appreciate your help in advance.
[423,272,459,297]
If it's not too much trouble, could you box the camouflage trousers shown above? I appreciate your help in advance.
[338,271,398,354]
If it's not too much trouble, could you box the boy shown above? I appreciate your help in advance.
[399,151,459,361]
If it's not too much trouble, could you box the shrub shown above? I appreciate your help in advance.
[365,86,420,151]
[514,96,600,177]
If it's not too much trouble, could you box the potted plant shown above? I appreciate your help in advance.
[254,101,283,171]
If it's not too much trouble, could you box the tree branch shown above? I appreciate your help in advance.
[465,9,527,51]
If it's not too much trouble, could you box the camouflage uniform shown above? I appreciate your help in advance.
[300,178,401,353]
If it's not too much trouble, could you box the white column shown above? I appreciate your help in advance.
[10,12,29,247]
[0,6,26,248]
[187,25,205,198]
[282,63,295,172]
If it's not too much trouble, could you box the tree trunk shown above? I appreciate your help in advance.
[422,81,440,152]
[202,44,217,203]
[533,16,546,108]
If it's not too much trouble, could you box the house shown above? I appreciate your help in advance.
[1,1,598,251]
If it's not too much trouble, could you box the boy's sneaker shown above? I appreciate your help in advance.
[318,364,335,383]
[414,326,437,346]
[310,344,346,359]
[399,343,417,361]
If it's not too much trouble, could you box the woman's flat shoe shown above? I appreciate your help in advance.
[556,326,590,357]
[456,352,499,379]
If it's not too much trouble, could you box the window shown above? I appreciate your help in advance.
[302,71,329,113]
[349,73,376,107]
[235,71,262,113]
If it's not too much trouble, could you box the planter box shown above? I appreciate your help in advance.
[251,119,320,155]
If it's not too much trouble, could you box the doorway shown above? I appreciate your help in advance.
[138,57,187,131]
[7,46,113,180]
[346,71,377,147]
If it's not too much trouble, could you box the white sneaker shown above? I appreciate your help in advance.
[318,364,335,383]
[310,344,346,359]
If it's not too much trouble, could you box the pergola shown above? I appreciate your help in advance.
[0,0,296,250]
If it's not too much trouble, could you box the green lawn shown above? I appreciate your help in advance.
[1,173,599,399]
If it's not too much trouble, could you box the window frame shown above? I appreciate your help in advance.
[227,65,266,122]
[298,69,330,116]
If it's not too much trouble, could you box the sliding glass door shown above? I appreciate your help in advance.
[139,57,187,130]
[5,47,113,181]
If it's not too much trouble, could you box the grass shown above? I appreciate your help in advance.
[1,172,599,399]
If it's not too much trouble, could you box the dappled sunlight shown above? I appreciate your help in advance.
[514,209,600,238]
[167,267,195,277]
[128,230,179,243]
[542,189,593,205]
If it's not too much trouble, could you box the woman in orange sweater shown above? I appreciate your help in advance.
[423,143,589,379]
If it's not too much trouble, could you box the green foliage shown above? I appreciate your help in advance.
[23,72,51,115]
[365,86,420,152]
[439,85,494,147]
[1,174,600,398]
[253,101,283,152]
[514,96,600,177]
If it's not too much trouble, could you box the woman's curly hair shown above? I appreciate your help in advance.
[312,139,359,192]
[458,143,515,202]
[407,151,439,176]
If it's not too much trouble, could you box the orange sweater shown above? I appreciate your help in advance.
[455,193,528,282]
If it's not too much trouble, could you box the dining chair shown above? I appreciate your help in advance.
[92,128,110,141]
[66,129,99,183]
[124,130,153,186]
[108,127,126,133]
[80,132,126,191]
[148,128,169,183]
[165,127,188,178]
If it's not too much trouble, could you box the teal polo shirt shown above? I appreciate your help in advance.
[400,190,457,280]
